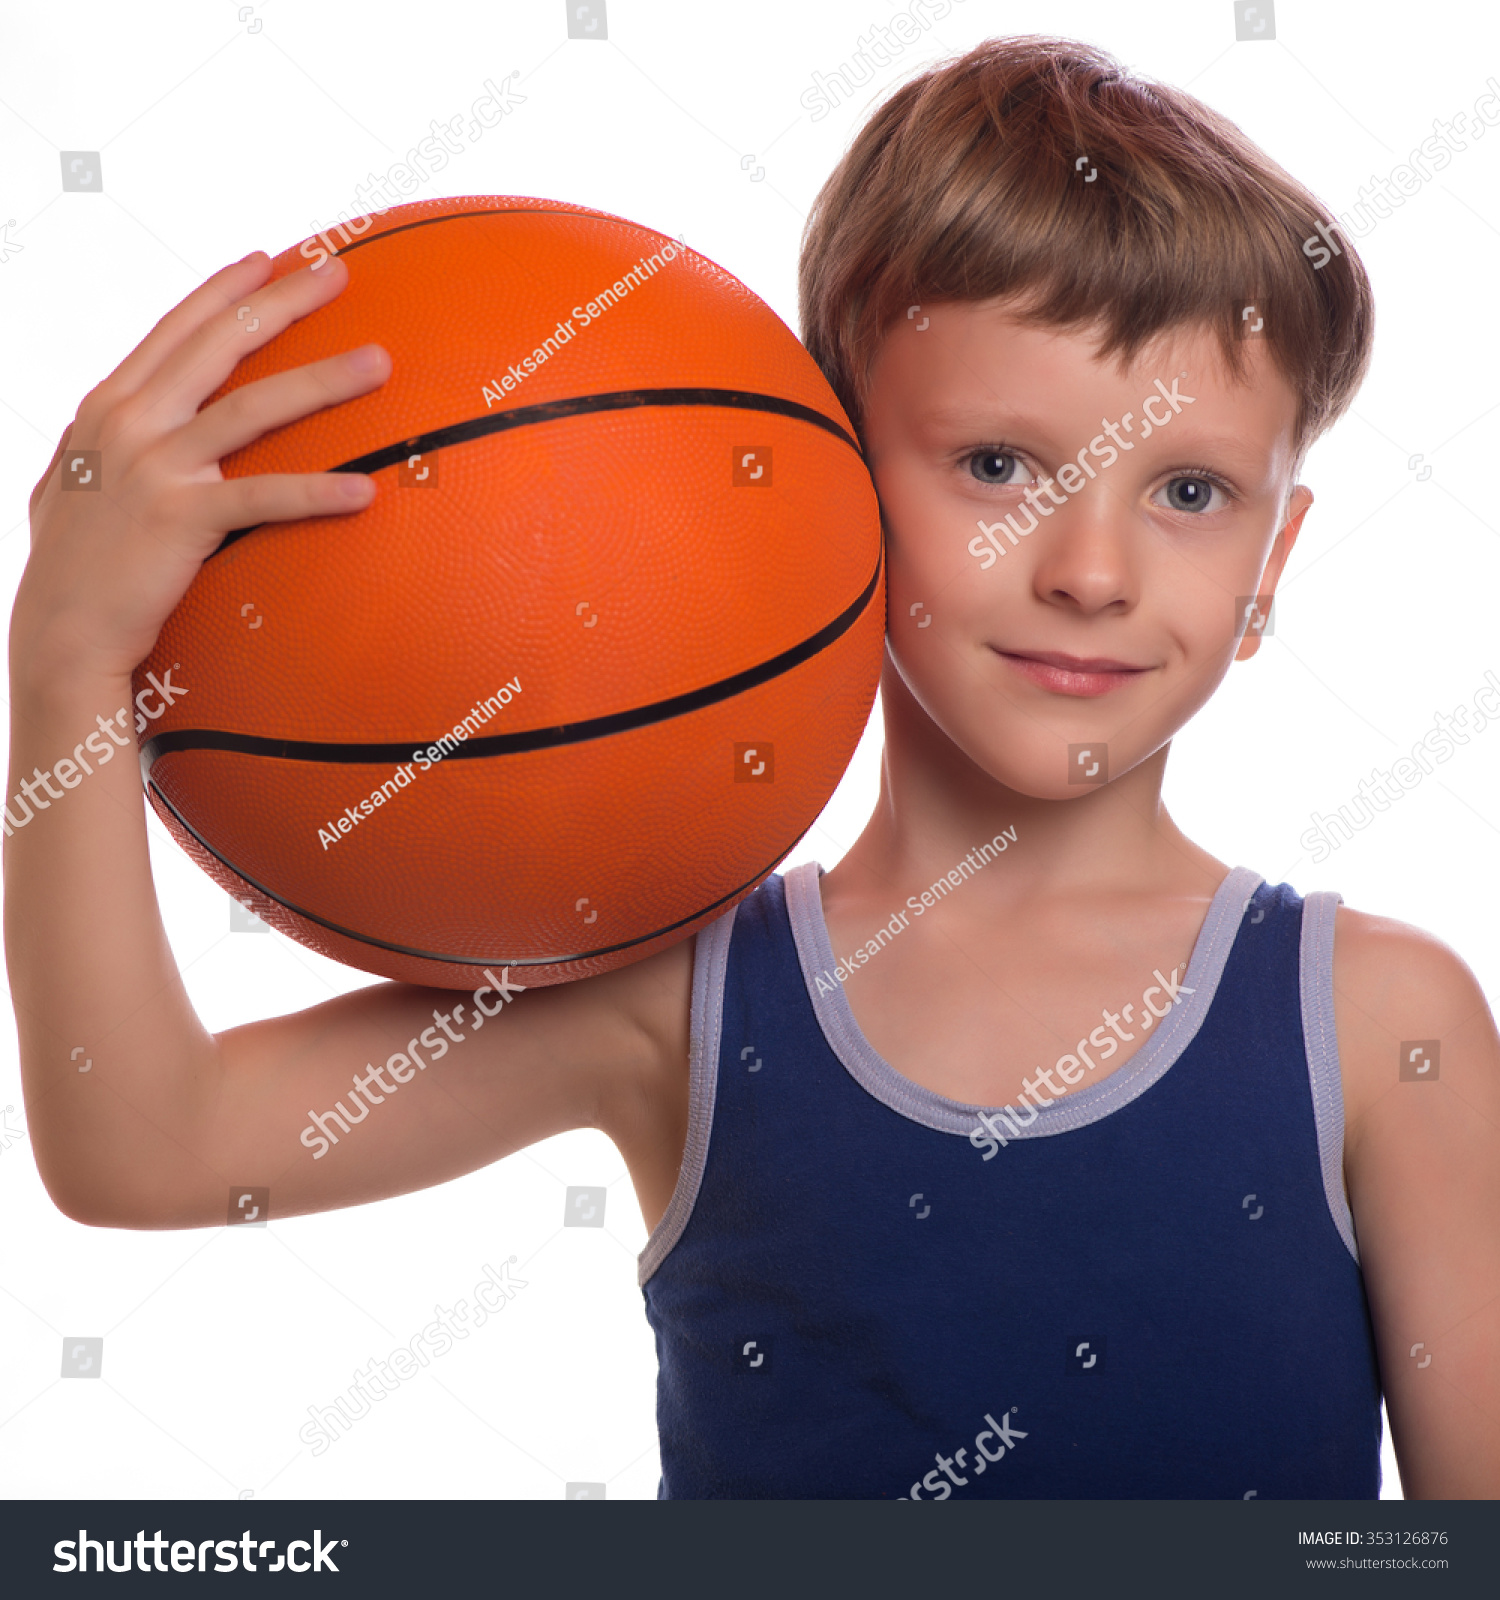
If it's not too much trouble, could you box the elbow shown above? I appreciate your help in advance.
[43,1179,138,1230]
[34,1159,162,1230]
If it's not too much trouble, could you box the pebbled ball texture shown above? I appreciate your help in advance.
[135,196,884,988]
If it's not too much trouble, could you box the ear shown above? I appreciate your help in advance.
[1235,485,1313,662]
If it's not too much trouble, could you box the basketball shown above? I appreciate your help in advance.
[132,196,884,988]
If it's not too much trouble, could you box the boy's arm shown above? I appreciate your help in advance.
[1334,908,1500,1497]
[7,251,690,1231]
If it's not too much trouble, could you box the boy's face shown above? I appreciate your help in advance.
[861,301,1313,799]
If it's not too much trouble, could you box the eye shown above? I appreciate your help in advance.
[967,449,1029,486]
[1156,474,1229,514]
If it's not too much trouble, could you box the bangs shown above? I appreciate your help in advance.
[800,35,1373,465]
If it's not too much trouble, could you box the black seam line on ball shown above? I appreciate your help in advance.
[145,772,797,968]
[211,388,863,557]
[139,544,882,771]
[337,388,862,470]
[325,203,648,259]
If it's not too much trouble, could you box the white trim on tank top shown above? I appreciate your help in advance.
[637,861,1358,1285]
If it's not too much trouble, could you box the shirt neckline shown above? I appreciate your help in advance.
[782,860,1263,1139]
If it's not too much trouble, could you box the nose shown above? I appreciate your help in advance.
[1028,477,1138,617]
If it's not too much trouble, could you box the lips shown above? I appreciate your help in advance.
[996,648,1150,697]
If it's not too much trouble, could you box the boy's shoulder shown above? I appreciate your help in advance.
[1326,899,1500,1496]
[1329,901,1498,1148]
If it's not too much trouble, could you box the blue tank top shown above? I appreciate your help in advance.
[639,862,1382,1498]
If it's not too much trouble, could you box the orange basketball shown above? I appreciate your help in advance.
[134,197,884,988]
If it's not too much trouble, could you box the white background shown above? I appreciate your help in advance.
[2,0,1497,1502]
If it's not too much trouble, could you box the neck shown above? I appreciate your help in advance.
[829,658,1216,911]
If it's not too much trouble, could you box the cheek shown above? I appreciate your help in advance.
[885,525,951,608]
[881,529,1014,729]
[1165,547,1263,663]
[873,461,974,596]
[881,518,991,675]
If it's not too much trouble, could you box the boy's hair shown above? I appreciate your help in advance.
[799,36,1373,469]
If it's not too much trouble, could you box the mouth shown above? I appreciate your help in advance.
[995,648,1151,697]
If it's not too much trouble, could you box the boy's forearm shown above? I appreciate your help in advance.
[4,661,217,1222]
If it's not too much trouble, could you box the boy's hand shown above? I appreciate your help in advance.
[16,250,385,690]
[6,256,692,1235]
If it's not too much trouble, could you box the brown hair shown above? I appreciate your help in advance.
[799,36,1373,466]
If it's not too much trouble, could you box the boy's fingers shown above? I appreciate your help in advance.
[170,344,392,468]
[113,256,353,443]
[192,470,377,538]
[90,253,273,409]
[29,422,74,518]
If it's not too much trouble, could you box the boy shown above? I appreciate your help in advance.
[8,36,1498,1497]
